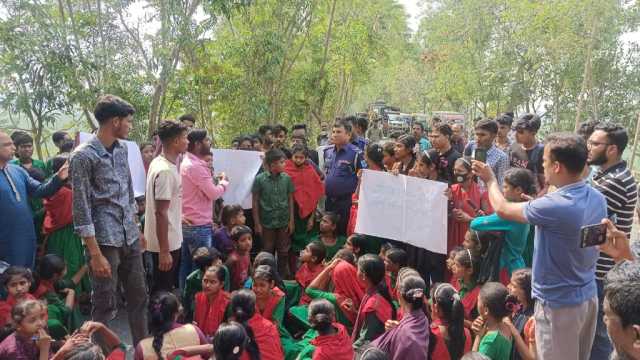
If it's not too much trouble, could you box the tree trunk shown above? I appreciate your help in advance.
[34,116,44,160]
[146,0,200,138]
[83,109,98,130]
[309,0,337,125]
[148,82,166,137]
[574,15,597,131]
[630,113,640,174]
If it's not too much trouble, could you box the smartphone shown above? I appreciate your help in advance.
[474,148,488,163]
[580,223,607,248]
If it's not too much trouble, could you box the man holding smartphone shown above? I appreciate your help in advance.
[473,133,607,360]
[463,118,509,189]
[586,122,637,360]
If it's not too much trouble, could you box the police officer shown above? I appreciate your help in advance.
[323,118,367,235]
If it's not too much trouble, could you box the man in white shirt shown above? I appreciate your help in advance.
[144,120,189,291]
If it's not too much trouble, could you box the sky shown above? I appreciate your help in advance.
[398,0,423,32]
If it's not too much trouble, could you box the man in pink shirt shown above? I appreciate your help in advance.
[179,129,229,288]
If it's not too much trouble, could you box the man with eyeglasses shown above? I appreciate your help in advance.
[509,114,546,195]
[586,122,638,360]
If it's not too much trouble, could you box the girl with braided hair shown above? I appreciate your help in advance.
[227,289,283,360]
[135,292,207,360]
[370,275,429,359]
[429,283,472,360]
[352,254,396,352]
[296,299,353,360]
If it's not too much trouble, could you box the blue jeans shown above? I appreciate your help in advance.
[590,279,612,360]
[179,224,212,289]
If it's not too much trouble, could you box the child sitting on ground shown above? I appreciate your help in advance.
[429,283,472,359]
[52,321,127,360]
[33,254,83,339]
[291,250,363,332]
[451,249,482,323]
[471,282,514,360]
[462,229,502,284]
[296,241,326,305]
[0,300,52,359]
[193,265,231,338]
[182,247,228,322]
[345,233,379,260]
[503,269,536,360]
[296,299,354,360]
[213,205,245,257]
[352,254,396,352]
[227,289,284,360]
[447,245,464,285]
[0,267,35,328]
[225,225,253,291]
[378,242,392,263]
[310,212,346,261]
[135,292,208,360]
[252,265,286,327]
[383,247,408,300]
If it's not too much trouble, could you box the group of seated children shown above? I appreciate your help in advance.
[0,230,536,360]
[0,154,539,360]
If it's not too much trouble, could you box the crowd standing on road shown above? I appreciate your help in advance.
[0,95,639,360]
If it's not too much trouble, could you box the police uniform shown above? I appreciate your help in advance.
[323,143,366,235]
[351,136,368,152]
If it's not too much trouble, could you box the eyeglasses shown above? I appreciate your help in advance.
[587,140,611,147]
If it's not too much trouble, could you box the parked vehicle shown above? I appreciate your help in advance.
[431,111,465,124]
[412,113,429,130]
[386,112,413,135]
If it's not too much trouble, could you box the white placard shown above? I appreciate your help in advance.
[211,149,263,209]
[355,169,448,254]
[78,132,147,197]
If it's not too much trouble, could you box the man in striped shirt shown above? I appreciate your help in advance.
[587,122,638,360]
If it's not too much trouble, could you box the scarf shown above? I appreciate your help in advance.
[240,314,284,360]
[257,287,285,322]
[295,263,325,305]
[371,309,428,360]
[331,261,366,324]
[193,290,230,336]
[0,294,36,327]
[310,323,354,360]
[453,279,480,320]
[42,186,73,235]
[33,280,55,299]
[351,290,393,342]
[430,319,472,360]
[284,159,324,218]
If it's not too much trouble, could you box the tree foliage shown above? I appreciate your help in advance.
[414,0,640,135]
[0,0,638,156]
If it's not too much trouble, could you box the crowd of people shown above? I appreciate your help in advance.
[0,93,639,360]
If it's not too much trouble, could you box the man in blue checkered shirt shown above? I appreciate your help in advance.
[464,118,510,189]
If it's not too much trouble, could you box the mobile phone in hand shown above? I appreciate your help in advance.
[580,223,607,248]
[473,148,488,163]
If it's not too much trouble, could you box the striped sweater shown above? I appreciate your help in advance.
[592,161,637,280]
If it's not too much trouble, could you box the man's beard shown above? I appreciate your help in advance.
[588,152,607,166]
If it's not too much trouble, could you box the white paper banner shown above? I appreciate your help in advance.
[78,132,147,197]
[211,149,263,209]
[355,169,448,254]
